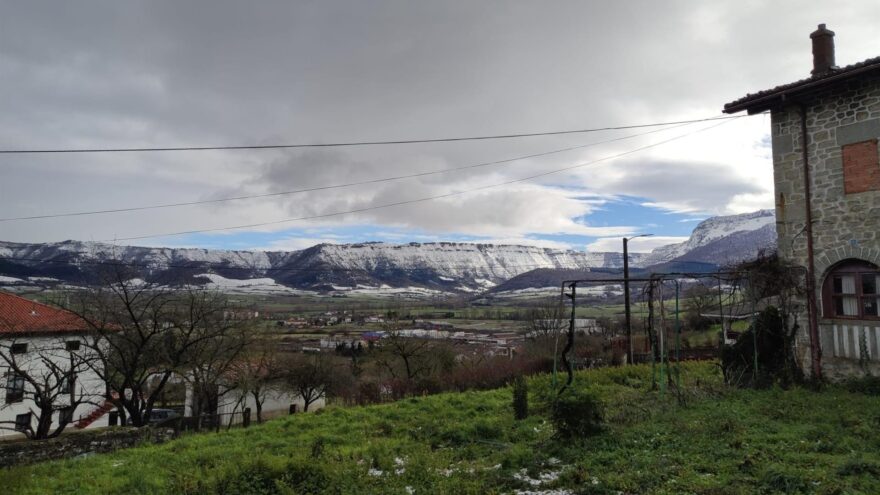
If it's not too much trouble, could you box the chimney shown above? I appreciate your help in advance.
[810,23,837,76]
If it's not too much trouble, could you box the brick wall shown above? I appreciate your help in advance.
[842,139,880,193]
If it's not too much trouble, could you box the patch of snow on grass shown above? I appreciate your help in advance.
[196,273,307,294]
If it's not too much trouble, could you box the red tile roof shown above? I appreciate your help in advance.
[724,56,880,114]
[0,291,90,335]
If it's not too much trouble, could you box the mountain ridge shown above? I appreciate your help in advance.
[0,209,777,294]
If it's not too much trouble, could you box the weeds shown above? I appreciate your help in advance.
[512,375,528,420]
[5,362,880,495]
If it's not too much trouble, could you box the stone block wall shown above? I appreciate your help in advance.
[771,72,880,378]
[0,427,175,469]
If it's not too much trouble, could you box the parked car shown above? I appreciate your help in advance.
[147,408,181,425]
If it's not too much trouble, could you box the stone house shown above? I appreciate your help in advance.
[724,25,880,380]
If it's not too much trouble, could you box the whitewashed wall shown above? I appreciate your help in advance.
[215,387,325,425]
[0,334,109,438]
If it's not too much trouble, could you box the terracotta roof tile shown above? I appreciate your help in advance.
[724,56,880,113]
[0,291,89,335]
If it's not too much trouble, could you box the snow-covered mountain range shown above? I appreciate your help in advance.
[0,210,776,294]
[639,209,776,267]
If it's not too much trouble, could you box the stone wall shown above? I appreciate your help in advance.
[0,426,175,469]
[771,72,880,379]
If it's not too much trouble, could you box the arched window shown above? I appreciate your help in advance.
[822,260,880,319]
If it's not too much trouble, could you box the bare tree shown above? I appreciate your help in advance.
[172,290,252,429]
[226,345,280,423]
[523,298,566,359]
[525,298,567,338]
[0,335,97,439]
[64,269,252,427]
[374,330,438,381]
[279,353,335,412]
[683,284,716,331]
[723,254,806,385]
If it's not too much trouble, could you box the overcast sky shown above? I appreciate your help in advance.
[2,1,878,253]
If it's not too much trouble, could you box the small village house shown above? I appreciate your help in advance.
[0,291,110,438]
[724,25,880,379]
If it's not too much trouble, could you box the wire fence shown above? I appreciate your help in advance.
[147,405,303,435]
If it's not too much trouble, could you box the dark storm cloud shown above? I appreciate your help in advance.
[1,1,877,244]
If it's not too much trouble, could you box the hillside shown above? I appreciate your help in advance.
[486,268,626,295]
[0,210,777,295]
[640,209,776,267]
[0,241,609,293]
[5,363,880,494]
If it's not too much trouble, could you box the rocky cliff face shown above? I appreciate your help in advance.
[638,209,776,266]
[0,210,778,294]
[0,240,605,292]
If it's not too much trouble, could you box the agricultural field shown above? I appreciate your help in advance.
[4,362,880,494]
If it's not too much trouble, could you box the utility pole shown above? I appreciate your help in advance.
[623,234,652,365]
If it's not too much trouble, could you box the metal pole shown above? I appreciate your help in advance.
[752,298,759,383]
[659,280,666,397]
[552,283,565,389]
[718,275,725,358]
[799,105,822,381]
[559,283,577,395]
[624,237,633,365]
[647,280,656,390]
[675,280,681,391]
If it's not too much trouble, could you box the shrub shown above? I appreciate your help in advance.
[721,306,803,388]
[217,459,284,495]
[278,459,331,494]
[759,468,808,493]
[842,375,880,396]
[468,419,503,441]
[356,382,382,405]
[836,458,880,477]
[551,388,604,438]
[310,437,325,458]
[512,376,528,420]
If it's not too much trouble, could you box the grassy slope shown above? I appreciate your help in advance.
[4,363,880,495]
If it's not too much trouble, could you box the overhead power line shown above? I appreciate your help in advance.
[0,115,745,154]
[0,124,693,222]
[105,118,734,242]
[0,121,700,223]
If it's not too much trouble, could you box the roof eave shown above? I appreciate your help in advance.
[723,62,880,115]
[724,93,790,115]
[0,329,92,338]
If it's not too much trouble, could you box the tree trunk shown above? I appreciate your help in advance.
[35,406,54,440]
[254,397,263,423]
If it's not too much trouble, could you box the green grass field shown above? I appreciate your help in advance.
[4,362,880,494]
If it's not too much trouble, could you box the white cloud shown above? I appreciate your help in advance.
[586,236,690,254]
[259,237,339,251]
[1,3,876,247]
[460,237,576,250]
